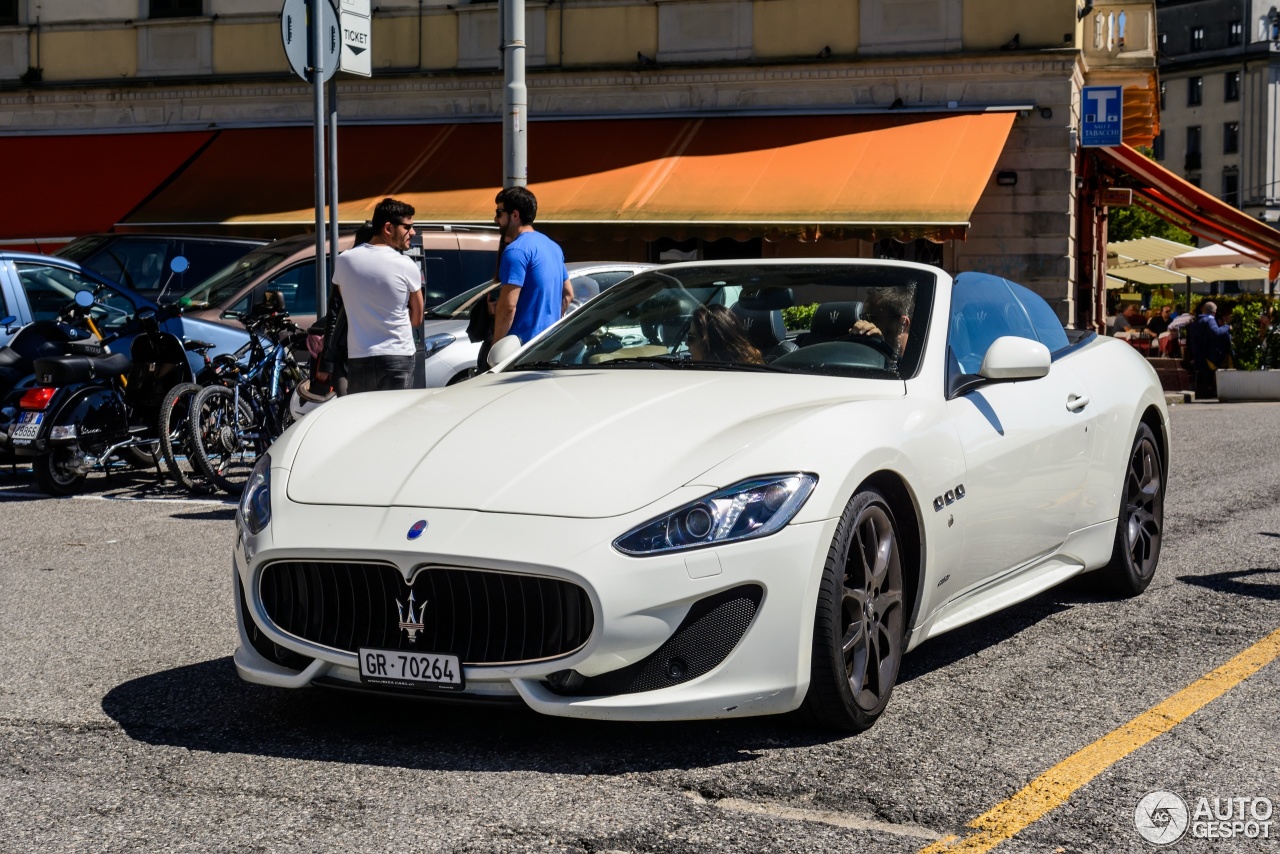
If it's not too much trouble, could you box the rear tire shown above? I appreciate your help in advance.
[34,449,85,496]
[802,488,907,732]
[1094,422,1164,597]
[189,385,257,497]
[158,382,210,493]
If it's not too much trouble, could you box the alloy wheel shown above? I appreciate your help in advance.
[1123,434,1163,580]
[841,504,905,712]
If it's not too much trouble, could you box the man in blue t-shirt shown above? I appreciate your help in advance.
[492,186,571,345]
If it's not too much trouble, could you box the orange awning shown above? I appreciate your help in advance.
[0,131,214,243]
[123,113,1015,241]
[1095,144,1280,279]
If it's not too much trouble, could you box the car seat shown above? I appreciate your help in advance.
[731,303,797,361]
[796,301,864,347]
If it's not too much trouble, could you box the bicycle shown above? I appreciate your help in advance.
[187,305,304,495]
[157,339,243,493]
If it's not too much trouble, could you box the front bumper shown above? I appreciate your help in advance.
[233,499,837,721]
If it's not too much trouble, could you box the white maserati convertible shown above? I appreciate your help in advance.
[233,260,1167,731]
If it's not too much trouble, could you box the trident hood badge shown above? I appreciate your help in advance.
[396,589,427,642]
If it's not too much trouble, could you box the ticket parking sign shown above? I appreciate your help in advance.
[340,0,372,77]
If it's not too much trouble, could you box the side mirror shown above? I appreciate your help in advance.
[170,255,190,274]
[487,334,522,368]
[0,315,16,330]
[979,336,1051,381]
[74,290,95,308]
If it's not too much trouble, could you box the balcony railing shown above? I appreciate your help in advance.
[1083,2,1156,66]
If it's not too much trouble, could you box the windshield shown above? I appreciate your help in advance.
[175,242,300,309]
[429,279,496,318]
[507,263,935,379]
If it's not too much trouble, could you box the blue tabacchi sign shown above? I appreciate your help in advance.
[1081,86,1123,147]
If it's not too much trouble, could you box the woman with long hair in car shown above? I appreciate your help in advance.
[688,304,763,364]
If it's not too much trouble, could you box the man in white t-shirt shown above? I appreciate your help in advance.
[332,197,424,393]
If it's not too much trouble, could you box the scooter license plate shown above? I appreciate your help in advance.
[9,412,43,444]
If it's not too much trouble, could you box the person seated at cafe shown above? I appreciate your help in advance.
[1112,303,1142,335]
[688,304,763,364]
[1146,305,1172,336]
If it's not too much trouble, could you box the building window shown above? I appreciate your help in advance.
[1223,171,1239,207]
[1188,76,1203,106]
[1191,26,1205,50]
[1229,21,1244,45]
[1153,131,1165,160]
[1186,125,1202,171]
[1225,70,1240,101]
[0,0,17,25]
[150,0,202,18]
[1224,121,1240,153]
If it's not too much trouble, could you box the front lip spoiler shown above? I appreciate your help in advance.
[309,675,528,706]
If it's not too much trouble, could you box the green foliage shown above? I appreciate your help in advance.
[1149,294,1175,311]
[1226,298,1269,370]
[1107,205,1194,244]
[782,303,817,331]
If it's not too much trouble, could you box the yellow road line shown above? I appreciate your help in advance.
[919,626,1280,854]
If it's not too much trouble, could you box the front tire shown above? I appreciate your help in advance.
[803,488,907,732]
[34,449,86,496]
[1095,422,1164,597]
[158,382,209,493]
[189,385,257,496]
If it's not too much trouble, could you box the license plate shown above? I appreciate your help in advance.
[357,648,465,691]
[10,412,42,442]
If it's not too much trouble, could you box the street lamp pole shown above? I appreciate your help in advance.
[501,0,527,188]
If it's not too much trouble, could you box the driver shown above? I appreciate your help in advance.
[851,285,914,360]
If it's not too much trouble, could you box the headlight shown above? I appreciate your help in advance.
[237,453,272,536]
[422,333,457,359]
[614,474,817,556]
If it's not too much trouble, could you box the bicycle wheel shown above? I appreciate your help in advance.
[158,382,210,493]
[189,384,258,496]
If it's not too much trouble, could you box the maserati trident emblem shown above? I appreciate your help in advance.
[828,310,841,324]
[396,590,427,641]
[406,519,427,540]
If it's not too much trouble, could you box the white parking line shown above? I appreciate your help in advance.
[0,490,234,506]
[684,791,944,841]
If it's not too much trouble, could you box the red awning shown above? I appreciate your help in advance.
[121,114,1016,242]
[1095,144,1280,279]
[0,131,214,243]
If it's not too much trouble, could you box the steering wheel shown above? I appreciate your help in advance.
[839,332,898,362]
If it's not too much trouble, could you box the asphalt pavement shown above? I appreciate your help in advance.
[0,400,1277,853]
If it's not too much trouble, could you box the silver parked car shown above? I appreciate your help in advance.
[419,262,657,388]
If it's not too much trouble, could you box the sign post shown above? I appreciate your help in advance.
[281,0,339,320]
[1080,85,1123,148]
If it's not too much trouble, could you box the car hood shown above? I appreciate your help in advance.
[285,370,904,516]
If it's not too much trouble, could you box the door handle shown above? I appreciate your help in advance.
[1066,393,1090,412]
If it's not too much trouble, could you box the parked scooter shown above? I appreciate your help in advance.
[7,295,192,495]
[0,293,108,462]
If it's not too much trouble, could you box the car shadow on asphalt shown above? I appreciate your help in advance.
[1176,567,1280,601]
[101,657,836,773]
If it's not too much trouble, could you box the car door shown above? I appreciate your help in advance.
[944,274,1096,593]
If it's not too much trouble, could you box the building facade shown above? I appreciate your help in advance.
[1155,0,1280,222]
[0,0,1161,325]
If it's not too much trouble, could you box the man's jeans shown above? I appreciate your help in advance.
[346,355,415,393]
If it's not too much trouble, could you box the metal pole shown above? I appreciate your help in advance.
[311,0,327,319]
[502,0,527,187]
[326,74,339,321]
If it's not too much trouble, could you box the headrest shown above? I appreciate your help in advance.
[811,301,863,336]
[571,276,601,302]
[737,287,794,311]
[731,304,786,349]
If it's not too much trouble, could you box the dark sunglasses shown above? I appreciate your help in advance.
[393,221,415,229]
[494,208,512,217]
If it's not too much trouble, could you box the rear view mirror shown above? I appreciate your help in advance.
[979,336,1051,381]
[487,334,521,368]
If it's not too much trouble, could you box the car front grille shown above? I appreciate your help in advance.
[256,560,594,666]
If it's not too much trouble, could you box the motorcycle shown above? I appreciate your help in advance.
[0,292,109,462]
[7,296,192,495]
